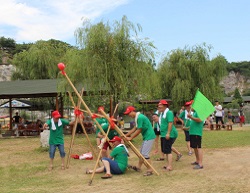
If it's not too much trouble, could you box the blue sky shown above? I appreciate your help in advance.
[0,0,249,64]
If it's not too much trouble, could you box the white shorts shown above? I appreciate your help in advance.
[140,139,154,159]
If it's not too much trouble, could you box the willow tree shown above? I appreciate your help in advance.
[63,16,157,107]
[12,39,72,80]
[157,44,227,110]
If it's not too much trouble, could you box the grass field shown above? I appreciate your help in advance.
[0,125,250,193]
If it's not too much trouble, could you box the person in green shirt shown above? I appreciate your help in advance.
[94,106,109,146]
[124,106,156,176]
[43,110,74,171]
[158,100,181,171]
[187,110,204,169]
[153,112,182,162]
[97,122,119,158]
[86,136,129,179]
[177,100,193,156]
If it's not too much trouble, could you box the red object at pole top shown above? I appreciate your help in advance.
[58,63,65,71]
[57,63,66,75]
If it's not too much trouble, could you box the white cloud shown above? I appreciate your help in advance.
[0,0,129,44]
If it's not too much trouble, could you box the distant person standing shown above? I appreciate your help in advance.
[238,105,245,127]
[227,111,233,130]
[12,112,21,136]
[214,100,224,130]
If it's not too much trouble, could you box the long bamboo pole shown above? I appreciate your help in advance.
[88,125,111,186]
[57,64,160,176]
[88,104,118,185]
[75,107,117,121]
[67,91,100,167]
[57,64,110,141]
[99,109,159,176]
[79,120,100,166]
[66,89,84,168]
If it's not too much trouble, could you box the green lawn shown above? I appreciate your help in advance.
[0,126,250,193]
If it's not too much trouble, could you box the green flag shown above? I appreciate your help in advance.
[192,90,215,121]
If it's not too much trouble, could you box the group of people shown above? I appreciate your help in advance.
[88,100,205,178]
[207,101,245,130]
[12,112,43,136]
[44,100,248,179]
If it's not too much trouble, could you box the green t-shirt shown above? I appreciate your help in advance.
[189,112,204,136]
[136,114,156,140]
[95,117,109,136]
[160,110,178,138]
[110,145,128,173]
[46,119,69,145]
[178,110,191,129]
[103,125,119,139]
[95,117,118,139]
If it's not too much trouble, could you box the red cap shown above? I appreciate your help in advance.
[52,110,61,119]
[158,100,168,106]
[109,136,122,143]
[124,106,136,115]
[185,100,193,106]
[98,106,104,112]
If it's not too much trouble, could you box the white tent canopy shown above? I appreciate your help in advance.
[0,99,31,108]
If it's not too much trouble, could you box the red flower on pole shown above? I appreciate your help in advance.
[91,114,99,119]
[74,108,83,118]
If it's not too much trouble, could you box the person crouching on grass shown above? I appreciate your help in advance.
[124,106,156,176]
[86,136,129,179]
[43,110,74,171]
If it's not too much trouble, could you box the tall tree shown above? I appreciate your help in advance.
[63,16,157,105]
[233,88,243,105]
[12,39,72,80]
[0,36,16,50]
[0,36,16,64]
[157,44,227,110]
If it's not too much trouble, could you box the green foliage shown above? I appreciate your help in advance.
[157,44,227,111]
[0,36,16,50]
[13,42,33,55]
[227,61,250,78]
[223,99,240,109]
[12,39,72,80]
[63,16,157,104]
[233,88,243,104]
[242,89,250,96]
[20,111,30,120]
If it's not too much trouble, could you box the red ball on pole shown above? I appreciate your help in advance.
[58,63,65,71]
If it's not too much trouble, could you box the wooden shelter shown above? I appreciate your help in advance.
[0,79,62,130]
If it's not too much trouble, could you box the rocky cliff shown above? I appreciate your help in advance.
[0,64,15,81]
[220,71,250,96]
